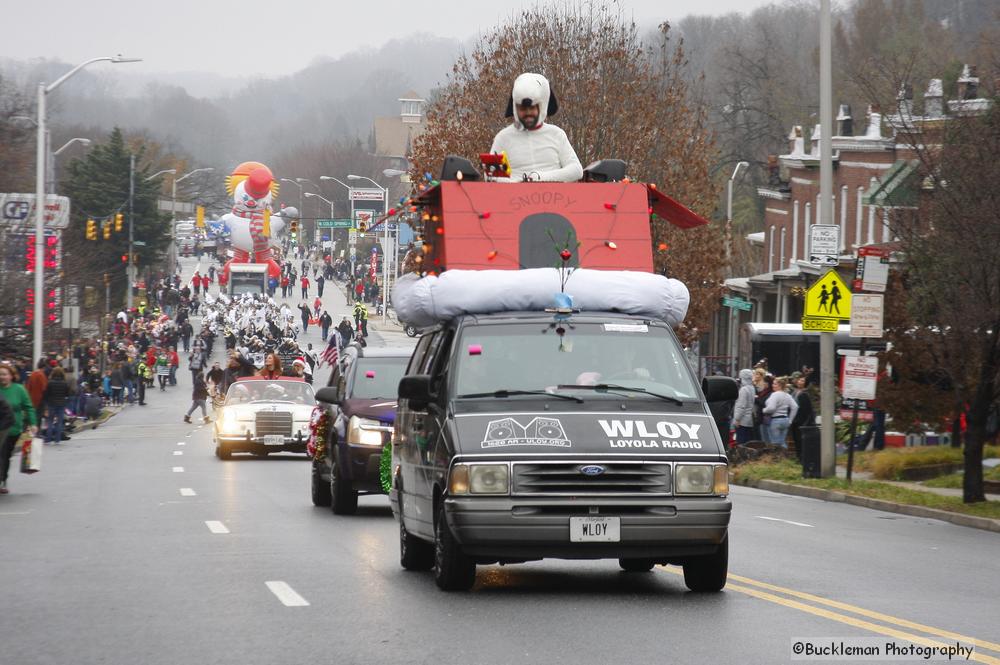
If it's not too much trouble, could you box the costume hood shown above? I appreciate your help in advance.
[505,72,558,129]
[739,369,754,386]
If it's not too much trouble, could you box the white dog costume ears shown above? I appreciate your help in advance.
[504,72,559,122]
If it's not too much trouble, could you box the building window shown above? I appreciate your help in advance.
[840,185,848,251]
[792,201,800,261]
[780,227,786,268]
[768,226,775,272]
[855,186,864,248]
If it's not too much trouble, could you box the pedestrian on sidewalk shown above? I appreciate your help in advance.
[790,374,815,456]
[763,377,798,447]
[136,359,150,405]
[168,347,180,386]
[316,273,325,297]
[183,372,211,424]
[319,310,333,342]
[732,369,757,445]
[353,301,369,337]
[109,362,125,405]
[155,352,170,391]
[25,359,48,428]
[0,362,38,495]
[42,366,70,444]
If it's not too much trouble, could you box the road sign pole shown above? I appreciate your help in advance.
[819,0,836,478]
[845,337,867,482]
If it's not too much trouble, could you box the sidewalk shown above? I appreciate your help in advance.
[834,466,1000,502]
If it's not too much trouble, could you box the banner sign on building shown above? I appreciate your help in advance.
[349,188,385,202]
[1,193,71,229]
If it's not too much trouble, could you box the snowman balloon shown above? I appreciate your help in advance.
[219,161,287,285]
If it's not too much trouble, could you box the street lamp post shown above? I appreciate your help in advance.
[297,178,320,243]
[725,161,750,376]
[173,167,214,274]
[321,176,354,278]
[348,175,390,324]
[32,55,141,364]
[50,138,91,193]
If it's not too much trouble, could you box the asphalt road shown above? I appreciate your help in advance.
[2,257,998,665]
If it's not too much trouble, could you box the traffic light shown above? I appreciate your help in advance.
[358,220,367,233]
[115,213,123,232]
[103,221,111,240]
[86,219,97,240]
[290,220,299,238]
[121,254,128,264]
[196,205,205,228]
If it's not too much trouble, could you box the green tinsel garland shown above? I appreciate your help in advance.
[379,441,392,494]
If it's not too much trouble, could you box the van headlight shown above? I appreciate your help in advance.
[347,416,391,446]
[449,463,509,495]
[675,464,728,495]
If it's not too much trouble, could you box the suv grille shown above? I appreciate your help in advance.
[255,411,293,437]
[512,461,671,496]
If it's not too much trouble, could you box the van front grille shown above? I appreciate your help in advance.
[512,461,671,496]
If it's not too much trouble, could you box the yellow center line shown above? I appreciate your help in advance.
[658,568,1000,663]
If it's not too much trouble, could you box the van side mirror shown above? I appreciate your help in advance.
[702,376,739,402]
[315,386,340,404]
[399,374,434,407]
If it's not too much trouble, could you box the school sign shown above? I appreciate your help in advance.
[802,269,852,332]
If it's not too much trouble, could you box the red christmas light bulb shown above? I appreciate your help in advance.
[435,227,444,235]
[604,241,618,250]
[479,211,491,219]
[604,202,616,210]
[559,249,572,261]
[487,250,498,261]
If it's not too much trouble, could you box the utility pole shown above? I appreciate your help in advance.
[127,154,135,310]
[819,0,836,477]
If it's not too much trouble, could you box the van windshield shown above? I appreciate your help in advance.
[455,322,699,401]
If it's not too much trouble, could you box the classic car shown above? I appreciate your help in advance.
[214,376,316,459]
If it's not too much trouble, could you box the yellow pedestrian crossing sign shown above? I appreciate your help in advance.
[804,270,851,320]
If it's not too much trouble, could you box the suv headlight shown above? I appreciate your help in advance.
[449,463,509,495]
[347,415,391,446]
[675,464,728,495]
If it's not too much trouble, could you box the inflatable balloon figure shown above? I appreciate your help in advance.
[219,161,286,285]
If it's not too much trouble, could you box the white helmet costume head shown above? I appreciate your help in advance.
[505,72,559,130]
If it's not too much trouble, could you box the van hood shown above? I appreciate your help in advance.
[451,411,723,457]
[343,398,396,425]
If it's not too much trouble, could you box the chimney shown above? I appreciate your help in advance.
[896,82,914,119]
[924,78,943,118]
[810,123,822,156]
[836,104,853,136]
[788,125,802,155]
[957,64,979,100]
[865,104,882,139]
[767,154,780,186]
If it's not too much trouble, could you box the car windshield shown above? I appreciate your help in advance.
[350,357,409,399]
[225,380,316,405]
[455,321,699,400]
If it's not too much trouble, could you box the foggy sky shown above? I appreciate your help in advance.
[5,0,782,78]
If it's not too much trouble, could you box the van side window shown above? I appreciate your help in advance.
[326,365,340,388]
[407,334,434,375]
[420,331,447,374]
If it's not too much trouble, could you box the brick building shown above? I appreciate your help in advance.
[706,66,993,375]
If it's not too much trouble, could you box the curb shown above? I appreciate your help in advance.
[738,478,1000,534]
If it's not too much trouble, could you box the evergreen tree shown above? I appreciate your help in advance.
[61,127,169,308]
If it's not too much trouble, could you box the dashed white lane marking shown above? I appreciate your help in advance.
[179,488,196,496]
[173,450,183,456]
[205,520,229,534]
[755,515,814,528]
[0,511,33,516]
[172,466,184,473]
[177,441,186,446]
[265,581,310,607]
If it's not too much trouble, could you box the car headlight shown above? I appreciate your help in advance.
[220,410,246,435]
[347,415,391,446]
[675,464,728,495]
[448,463,509,495]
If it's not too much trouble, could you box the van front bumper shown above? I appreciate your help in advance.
[444,496,730,561]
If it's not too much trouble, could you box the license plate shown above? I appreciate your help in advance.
[262,435,285,445]
[569,516,621,542]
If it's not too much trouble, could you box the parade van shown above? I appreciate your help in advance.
[227,263,268,296]
[388,158,737,592]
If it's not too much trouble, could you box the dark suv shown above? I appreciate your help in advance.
[312,345,414,514]
[391,312,737,591]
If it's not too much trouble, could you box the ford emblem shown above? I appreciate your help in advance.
[579,465,606,477]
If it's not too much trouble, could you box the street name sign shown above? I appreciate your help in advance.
[317,218,353,229]
[842,355,879,401]
[61,306,80,329]
[809,224,840,266]
[803,269,852,320]
[722,296,752,311]
[850,294,884,338]
[853,246,890,292]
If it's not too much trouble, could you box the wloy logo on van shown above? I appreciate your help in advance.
[598,419,704,449]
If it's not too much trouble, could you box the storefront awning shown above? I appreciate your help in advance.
[862,159,919,208]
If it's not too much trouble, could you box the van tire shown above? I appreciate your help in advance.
[400,516,434,571]
[433,503,476,591]
[619,558,656,572]
[311,462,332,507]
[330,453,358,515]
[216,441,231,460]
[682,536,728,592]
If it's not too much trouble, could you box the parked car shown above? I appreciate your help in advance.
[214,377,315,459]
[311,345,415,513]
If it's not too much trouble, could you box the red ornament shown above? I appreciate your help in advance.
[487,250,498,261]
[559,249,572,261]
[604,202,616,210]
[479,211,491,219]
[435,227,444,235]
[388,208,396,216]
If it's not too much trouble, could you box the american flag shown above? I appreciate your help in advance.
[320,334,339,367]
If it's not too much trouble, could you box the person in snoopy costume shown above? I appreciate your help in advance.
[490,72,583,183]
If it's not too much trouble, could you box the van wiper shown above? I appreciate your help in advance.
[457,389,584,403]
[556,384,684,405]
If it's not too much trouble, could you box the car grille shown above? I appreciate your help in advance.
[512,461,671,496]
[255,411,293,437]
